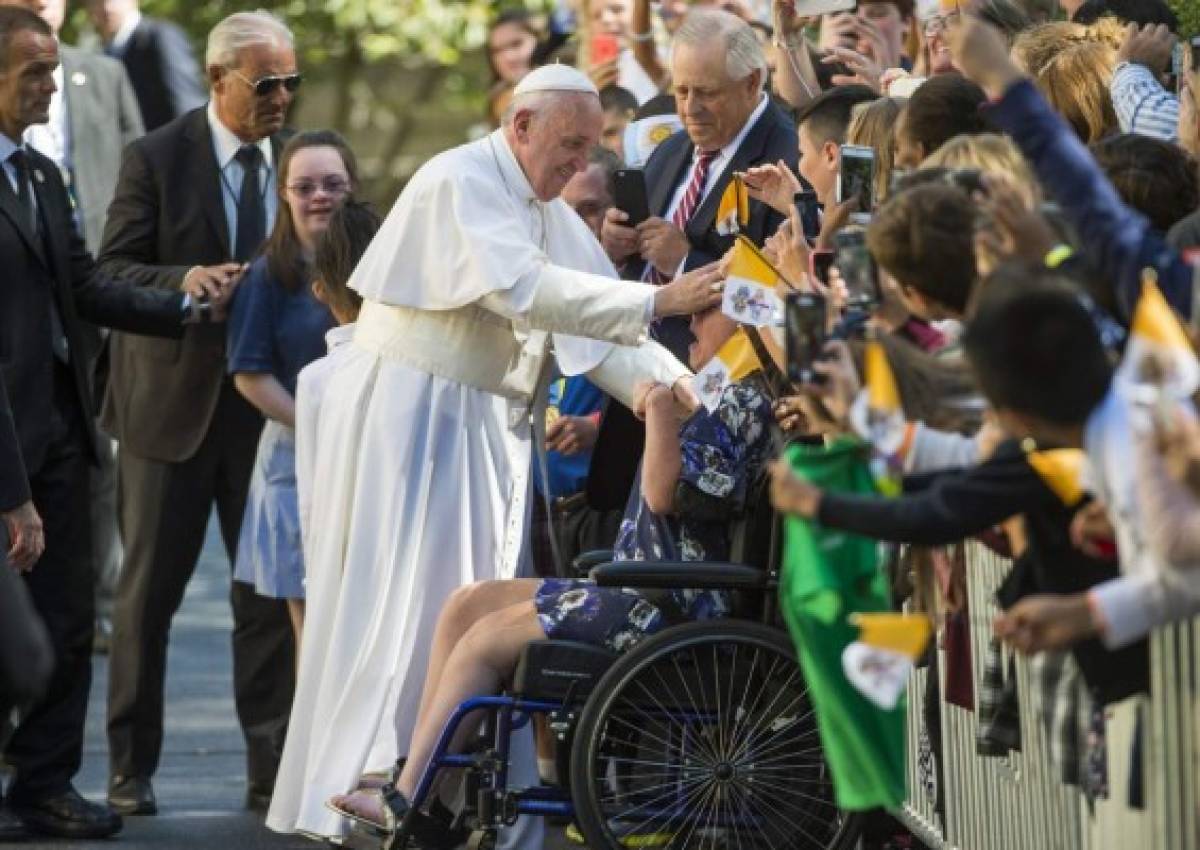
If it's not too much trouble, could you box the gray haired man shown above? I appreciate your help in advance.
[101,10,299,818]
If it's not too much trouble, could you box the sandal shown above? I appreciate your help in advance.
[326,783,458,849]
[357,758,407,791]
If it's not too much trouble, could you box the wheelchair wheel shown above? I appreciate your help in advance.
[569,620,861,850]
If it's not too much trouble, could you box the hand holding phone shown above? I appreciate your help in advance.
[837,144,875,217]
[832,227,881,307]
[612,168,651,227]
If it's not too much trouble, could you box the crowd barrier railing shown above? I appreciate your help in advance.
[894,543,1182,849]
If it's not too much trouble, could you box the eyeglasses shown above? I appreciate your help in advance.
[286,177,350,199]
[923,10,960,35]
[229,69,303,97]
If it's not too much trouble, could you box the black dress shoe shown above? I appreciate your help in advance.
[108,775,157,815]
[11,788,123,839]
[0,805,26,841]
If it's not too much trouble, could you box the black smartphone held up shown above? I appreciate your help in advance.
[810,250,835,286]
[785,291,827,385]
[837,144,875,218]
[612,167,651,227]
[833,226,881,307]
[793,191,822,242]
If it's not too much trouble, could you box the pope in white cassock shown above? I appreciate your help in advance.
[266,65,724,843]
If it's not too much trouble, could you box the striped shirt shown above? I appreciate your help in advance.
[1111,61,1179,143]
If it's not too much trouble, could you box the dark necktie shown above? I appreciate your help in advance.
[234,144,265,262]
[10,148,68,363]
[8,149,37,234]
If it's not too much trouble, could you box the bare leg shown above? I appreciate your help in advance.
[397,600,546,798]
[415,579,540,720]
[286,599,305,670]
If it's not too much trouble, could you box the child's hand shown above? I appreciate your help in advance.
[632,380,661,420]
[769,458,823,518]
[994,593,1100,654]
[740,160,801,217]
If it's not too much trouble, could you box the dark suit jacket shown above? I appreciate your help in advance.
[112,17,206,133]
[0,144,183,505]
[97,108,286,463]
[586,99,798,510]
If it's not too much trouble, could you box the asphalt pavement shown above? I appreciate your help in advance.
[17,517,312,850]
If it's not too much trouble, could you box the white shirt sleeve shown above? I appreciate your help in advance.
[584,339,692,410]
[1089,569,1200,648]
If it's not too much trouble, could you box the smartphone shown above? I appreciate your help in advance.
[833,227,880,307]
[785,291,827,385]
[612,168,651,227]
[810,250,835,286]
[837,144,875,217]
[794,0,856,15]
[590,33,621,66]
[793,191,822,243]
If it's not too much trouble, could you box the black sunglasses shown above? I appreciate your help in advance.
[231,69,303,97]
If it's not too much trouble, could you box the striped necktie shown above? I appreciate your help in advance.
[649,148,718,284]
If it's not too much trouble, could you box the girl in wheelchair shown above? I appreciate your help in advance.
[327,305,777,841]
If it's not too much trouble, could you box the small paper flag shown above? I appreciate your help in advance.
[716,174,750,236]
[842,642,911,710]
[722,236,784,327]
[695,328,762,412]
[1119,273,1200,399]
[850,339,907,495]
[1025,449,1086,507]
[850,612,933,660]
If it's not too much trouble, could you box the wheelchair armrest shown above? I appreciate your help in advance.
[573,549,616,574]
[589,561,769,590]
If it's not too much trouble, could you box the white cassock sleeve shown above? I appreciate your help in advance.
[584,339,692,410]
[478,262,656,347]
[478,261,690,406]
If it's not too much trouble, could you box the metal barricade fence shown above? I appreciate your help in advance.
[895,543,1177,850]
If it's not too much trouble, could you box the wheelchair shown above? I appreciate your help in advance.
[365,479,863,850]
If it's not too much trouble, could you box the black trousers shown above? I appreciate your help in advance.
[106,382,294,790]
[4,365,93,803]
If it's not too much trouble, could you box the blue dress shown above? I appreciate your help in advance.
[535,378,775,653]
[226,257,335,599]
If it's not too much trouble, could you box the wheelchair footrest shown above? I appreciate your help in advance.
[512,640,616,701]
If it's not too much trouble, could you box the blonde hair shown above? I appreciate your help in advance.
[847,97,903,204]
[1012,20,1120,143]
[923,133,1042,205]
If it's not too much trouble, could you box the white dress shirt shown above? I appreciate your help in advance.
[109,10,142,55]
[206,100,276,255]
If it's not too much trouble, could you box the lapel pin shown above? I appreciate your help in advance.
[71,71,86,86]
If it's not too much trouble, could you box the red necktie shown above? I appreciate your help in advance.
[650,148,718,284]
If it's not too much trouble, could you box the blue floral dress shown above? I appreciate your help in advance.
[534,378,775,653]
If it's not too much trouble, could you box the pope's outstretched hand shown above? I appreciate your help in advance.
[652,263,725,318]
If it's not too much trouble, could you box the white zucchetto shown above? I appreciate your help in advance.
[512,63,599,98]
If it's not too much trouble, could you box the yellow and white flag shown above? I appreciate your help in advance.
[695,328,763,412]
[849,339,908,495]
[721,236,784,327]
[1025,448,1087,507]
[716,174,750,236]
[842,613,932,710]
[1119,273,1200,399]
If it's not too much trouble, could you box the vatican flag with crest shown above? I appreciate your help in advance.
[721,235,785,327]
[849,338,908,496]
[715,173,749,235]
[694,327,764,412]
[1118,271,1200,400]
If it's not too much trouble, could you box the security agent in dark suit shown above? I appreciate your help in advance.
[0,6,194,840]
[87,0,205,131]
[99,9,300,819]
[591,9,798,509]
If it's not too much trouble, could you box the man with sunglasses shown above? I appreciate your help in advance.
[98,9,300,820]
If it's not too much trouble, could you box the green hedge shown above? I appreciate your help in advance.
[1172,0,1198,37]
